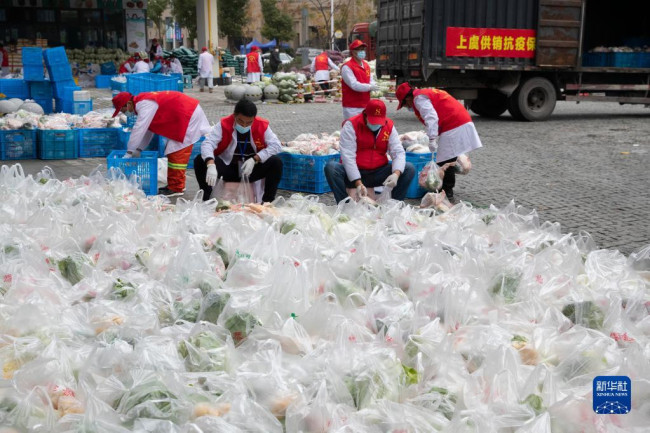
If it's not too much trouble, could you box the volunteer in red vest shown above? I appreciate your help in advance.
[0,43,9,76]
[111,91,211,196]
[395,82,483,201]
[324,99,415,203]
[340,39,380,120]
[118,57,135,74]
[194,99,283,203]
[244,46,263,83]
[310,51,339,96]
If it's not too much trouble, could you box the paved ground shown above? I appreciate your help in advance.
[5,85,650,255]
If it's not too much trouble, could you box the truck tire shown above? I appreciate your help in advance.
[470,90,508,118]
[510,77,557,121]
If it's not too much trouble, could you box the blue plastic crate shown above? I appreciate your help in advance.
[635,53,650,68]
[43,47,69,66]
[0,79,29,99]
[54,98,73,113]
[111,78,128,94]
[47,62,73,82]
[29,81,53,99]
[119,129,131,148]
[582,53,608,67]
[52,80,78,98]
[277,152,340,194]
[127,73,179,95]
[33,98,54,114]
[78,128,120,158]
[95,75,116,89]
[107,150,158,195]
[37,129,78,160]
[73,100,93,115]
[22,47,44,65]
[23,64,45,82]
[0,130,37,160]
[187,138,205,169]
[156,135,167,157]
[609,52,636,68]
[405,152,434,199]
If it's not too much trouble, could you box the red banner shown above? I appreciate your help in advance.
[446,27,536,58]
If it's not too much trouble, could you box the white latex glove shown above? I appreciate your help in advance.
[370,84,380,92]
[206,164,218,187]
[122,153,132,159]
[241,158,256,178]
[429,138,438,153]
[383,173,399,188]
[126,149,141,158]
[356,183,368,198]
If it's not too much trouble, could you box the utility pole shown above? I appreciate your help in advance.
[330,0,335,50]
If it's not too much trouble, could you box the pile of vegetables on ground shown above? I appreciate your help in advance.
[0,164,648,432]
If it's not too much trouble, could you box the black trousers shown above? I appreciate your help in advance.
[438,156,457,196]
[194,154,283,203]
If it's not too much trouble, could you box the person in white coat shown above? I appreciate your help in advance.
[194,100,283,203]
[133,57,150,73]
[396,82,483,201]
[310,51,340,96]
[170,55,184,74]
[197,47,215,93]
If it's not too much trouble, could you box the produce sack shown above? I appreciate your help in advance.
[454,153,472,175]
[418,161,444,191]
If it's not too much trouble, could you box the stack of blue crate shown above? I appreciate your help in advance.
[21,47,53,113]
[43,47,84,114]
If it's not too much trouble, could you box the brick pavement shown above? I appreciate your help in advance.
[5,85,649,255]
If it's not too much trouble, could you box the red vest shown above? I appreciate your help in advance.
[133,91,199,143]
[118,62,130,74]
[246,52,261,73]
[214,114,269,157]
[413,89,472,134]
[315,53,329,71]
[345,113,394,170]
[1,48,8,67]
[341,59,371,108]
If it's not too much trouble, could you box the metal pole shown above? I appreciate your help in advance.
[330,0,335,50]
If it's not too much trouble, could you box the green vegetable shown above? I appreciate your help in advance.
[58,256,85,285]
[482,214,496,226]
[561,301,605,330]
[116,381,178,421]
[280,221,297,234]
[135,248,150,267]
[512,335,528,343]
[215,200,232,211]
[521,394,544,414]
[402,364,419,385]
[111,278,135,299]
[224,312,260,345]
[198,291,231,324]
[177,331,227,372]
[429,387,457,420]
[489,272,521,303]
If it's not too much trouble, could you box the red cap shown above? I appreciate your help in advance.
[202,47,208,52]
[364,99,387,124]
[252,46,260,52]
[152,39,158,43]
[112,92,133,118]
[349,39,367,51]
[395,82,412,110]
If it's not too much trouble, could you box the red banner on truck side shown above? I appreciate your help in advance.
[446,27,536,58]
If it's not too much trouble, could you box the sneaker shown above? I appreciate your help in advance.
[158,186,184,197]
[209,88,213,93]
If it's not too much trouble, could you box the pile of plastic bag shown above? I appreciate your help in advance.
[399,131,431,153]
[283,132,340,155]
[0,164,649,432]
[0,110,124,130]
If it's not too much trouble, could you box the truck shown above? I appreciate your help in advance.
[349,22,378,61]
[376,0,650,120]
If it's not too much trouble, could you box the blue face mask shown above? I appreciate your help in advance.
[367,122,382,132]
[407,107,414,112]
[235,123,251,134]
[357,50,366,60]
